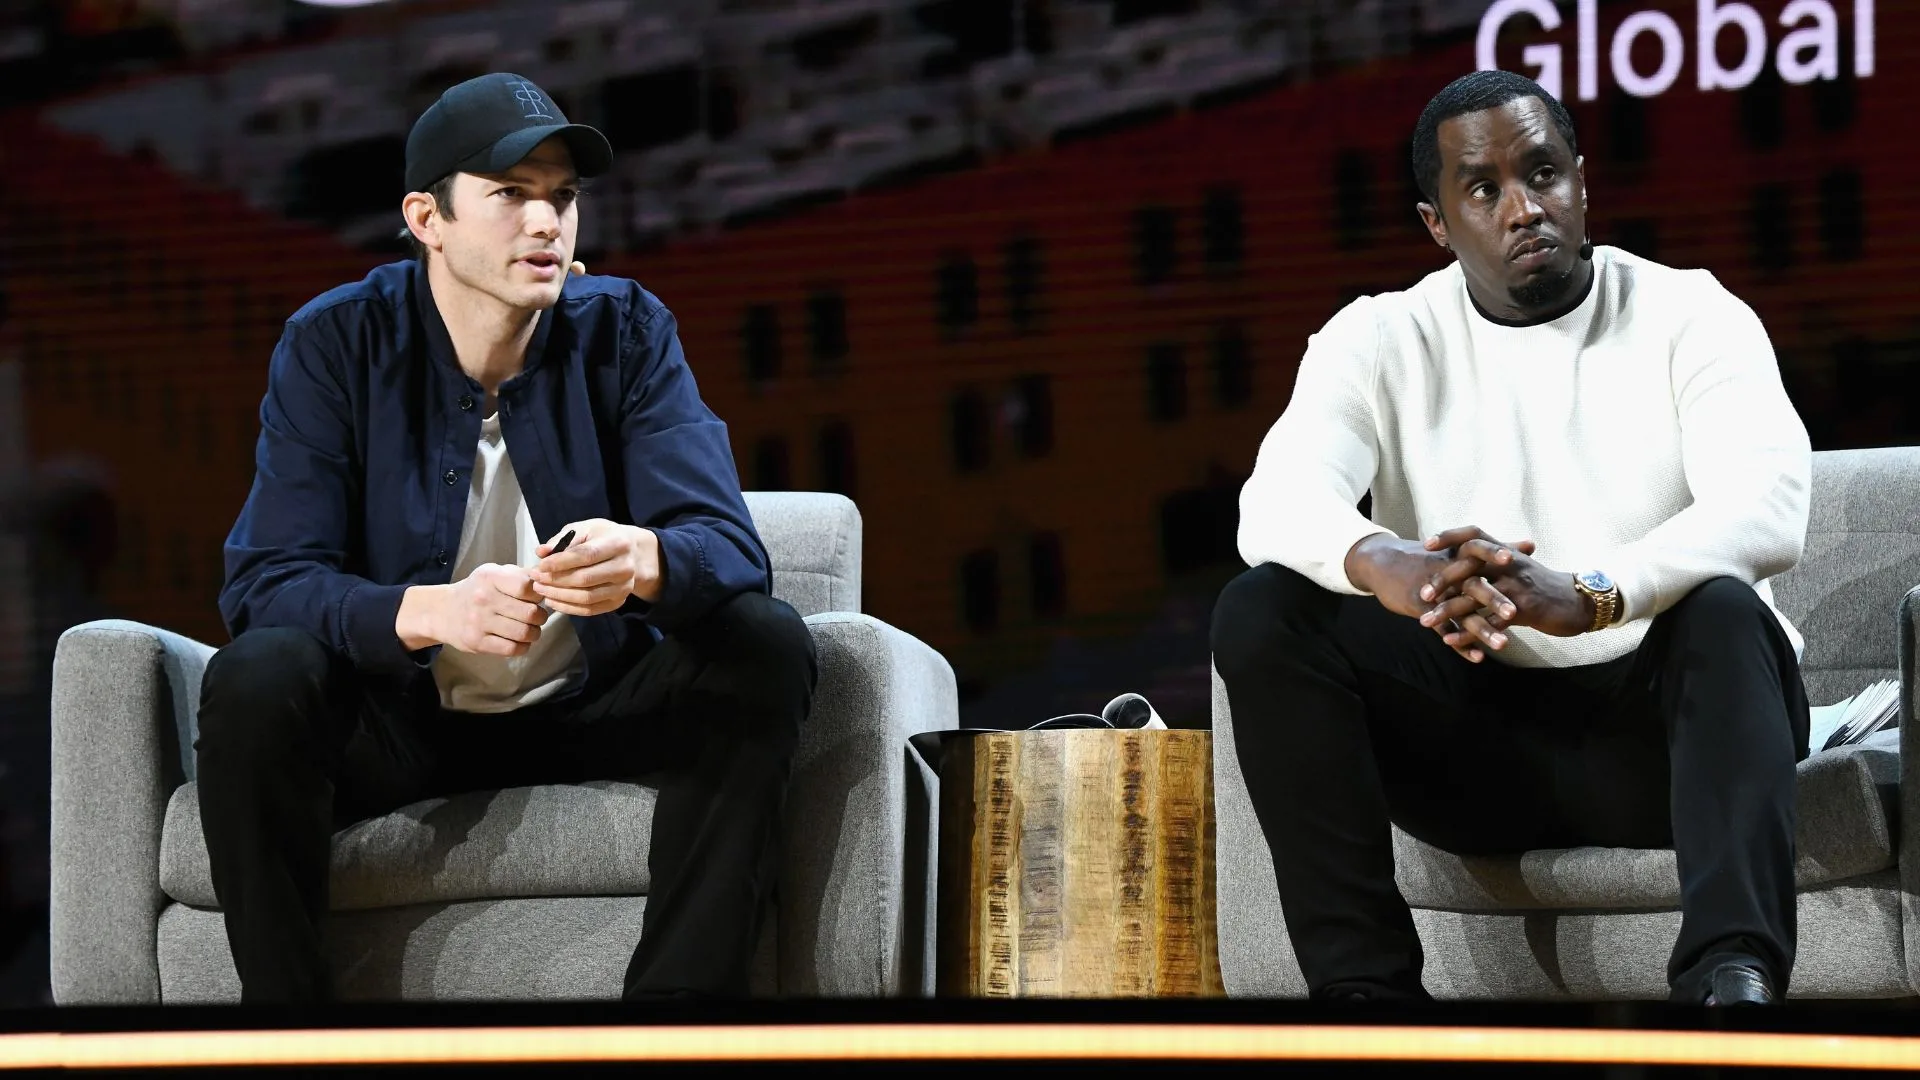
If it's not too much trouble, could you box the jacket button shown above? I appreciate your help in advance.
[458,395,475,411]
[443,469,458,485]
[435,550,449,567]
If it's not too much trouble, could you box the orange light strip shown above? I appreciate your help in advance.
[1,1023,1918,1071]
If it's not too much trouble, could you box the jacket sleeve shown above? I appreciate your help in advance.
[219,318,420,676]
[618,298,771,631]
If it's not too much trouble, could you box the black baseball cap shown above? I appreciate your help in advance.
[404,73,614,193]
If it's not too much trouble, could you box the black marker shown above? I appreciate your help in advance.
[535,529,576,615]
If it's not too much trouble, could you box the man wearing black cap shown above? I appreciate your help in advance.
[193,73,817,1003]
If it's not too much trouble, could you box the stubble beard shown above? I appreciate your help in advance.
[1507,263,1577,310]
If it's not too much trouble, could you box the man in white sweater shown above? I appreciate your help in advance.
[1211,70,1812,1006]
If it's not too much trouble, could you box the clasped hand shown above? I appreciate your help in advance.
[1354,527,1593,664]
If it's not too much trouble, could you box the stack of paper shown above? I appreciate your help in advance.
[1808,678,1902,753]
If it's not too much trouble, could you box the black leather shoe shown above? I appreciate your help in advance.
[1702,963,1774,1006]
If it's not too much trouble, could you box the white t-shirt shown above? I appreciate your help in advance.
[432,412,586,712]
[1239,246,1812,669]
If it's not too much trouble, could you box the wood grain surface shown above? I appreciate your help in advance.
[937,730,1224,997]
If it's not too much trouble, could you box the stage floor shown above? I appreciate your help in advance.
[5,999,1920,1076]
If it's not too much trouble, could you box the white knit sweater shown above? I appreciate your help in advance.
[1239,246,1811,669]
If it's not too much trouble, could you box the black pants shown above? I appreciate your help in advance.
[194,591,816,1004]
[1210,566,1809,1003]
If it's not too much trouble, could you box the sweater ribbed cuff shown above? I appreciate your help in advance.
[1604,559,1655,627]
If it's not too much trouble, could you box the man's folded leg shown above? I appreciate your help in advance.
[543,591,818,1000]
[195,627,448,1004]
[1563,577,1809,1004]
[1210,563,1574,1001]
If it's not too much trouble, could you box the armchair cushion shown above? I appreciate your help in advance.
[1393,744,1898,911]
[157,898,655,1003]
[160,780,660,911]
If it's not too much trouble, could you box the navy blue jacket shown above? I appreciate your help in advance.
[220,260,769,699]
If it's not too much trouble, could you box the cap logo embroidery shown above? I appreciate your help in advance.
[508,81,554,121]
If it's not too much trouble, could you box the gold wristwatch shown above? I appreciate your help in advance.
[1571,570,1622,632]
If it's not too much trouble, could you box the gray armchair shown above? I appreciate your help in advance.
[1213,446,1920,999]
[50,491,956,1003]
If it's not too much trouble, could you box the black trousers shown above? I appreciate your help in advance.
[1210,566,1809,1003]
[194,590,817,1004]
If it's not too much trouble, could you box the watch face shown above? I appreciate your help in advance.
[1578,570,1614,592]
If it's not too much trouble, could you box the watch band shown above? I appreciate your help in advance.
[1573,574,1620,633]
[1590,589,1618,632]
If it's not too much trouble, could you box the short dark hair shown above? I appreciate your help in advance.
[399,173,459,262]
[1410,70,1579,209]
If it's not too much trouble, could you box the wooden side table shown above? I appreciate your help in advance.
[935,729,1224,997]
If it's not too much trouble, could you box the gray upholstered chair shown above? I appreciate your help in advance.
[1213,446,1920,1000]
[50,491,955,1003]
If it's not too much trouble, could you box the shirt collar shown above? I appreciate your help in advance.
[410,258,560,389]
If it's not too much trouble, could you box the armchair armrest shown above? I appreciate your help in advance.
[1900,586,1920,995]
[49,620,215,1004]
[782,612,956,996]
